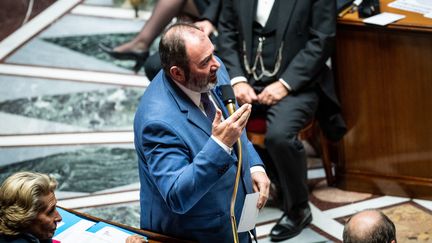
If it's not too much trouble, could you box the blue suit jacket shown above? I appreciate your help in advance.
[134,61,263,242]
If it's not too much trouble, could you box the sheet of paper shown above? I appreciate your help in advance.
[389,0,432,14]
[363,12,406,26]
[93,226,132,243]
[237,192,259,233]
[54,219,96,242]
[60,231,113,243]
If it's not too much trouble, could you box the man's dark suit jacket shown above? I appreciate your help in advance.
[218,0,346,141]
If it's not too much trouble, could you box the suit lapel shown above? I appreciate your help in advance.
[275,0,297,49]
[163,75,212,136]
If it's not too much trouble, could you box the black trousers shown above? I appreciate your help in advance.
[258,85,319,212]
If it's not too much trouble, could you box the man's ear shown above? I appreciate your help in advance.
[169,66,185,84]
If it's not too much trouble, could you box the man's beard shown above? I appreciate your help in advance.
[185,74,216,93]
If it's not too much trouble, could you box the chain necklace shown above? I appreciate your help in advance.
[242,37,284,81]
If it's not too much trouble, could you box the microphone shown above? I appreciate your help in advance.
[220,85,236,116]
[220,84,242,243]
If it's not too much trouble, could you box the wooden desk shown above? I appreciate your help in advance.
[334,0,432,199]
[59,207,193,243]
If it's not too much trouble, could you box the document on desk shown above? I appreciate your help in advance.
[388,0,432,16]
[88,222,147,242]
[55,224,135,243]
[54,219,96,242]
[61,231,115,243]
[93,226,133,242]
[237,192,259,232]
[363,12,406,26]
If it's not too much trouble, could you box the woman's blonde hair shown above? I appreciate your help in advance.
[0,171,57,235]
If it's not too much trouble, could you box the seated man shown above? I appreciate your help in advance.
[218,0,346,241]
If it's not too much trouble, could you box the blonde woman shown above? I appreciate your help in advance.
[0,172,62,243]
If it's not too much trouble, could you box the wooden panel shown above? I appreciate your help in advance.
[334,1,432,198]
[0,0,56,41]
[339,0,432,31]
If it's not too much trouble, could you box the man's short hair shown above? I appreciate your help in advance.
[159,22,201,79]
[343,209,397,243]
[0,172,58,236]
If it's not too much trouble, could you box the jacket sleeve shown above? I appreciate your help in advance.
[217,0,246,79]
[281,0,336,92]
[140,120,237,214]
[243,134,264,168]
[199,0,222,26]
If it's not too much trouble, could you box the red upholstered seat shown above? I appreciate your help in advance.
[246,117,335,186]
[246,117,267,134]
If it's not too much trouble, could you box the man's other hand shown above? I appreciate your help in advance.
[233,82,258,105]
[257,81,288,105]
[195,20,216,36]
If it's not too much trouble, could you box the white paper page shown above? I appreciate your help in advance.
[363,12,406,26]
[63,231,113,243]
[54,220,96,242]
[389,0,432,14]
[94,226,132,243]
[237,192,259,233]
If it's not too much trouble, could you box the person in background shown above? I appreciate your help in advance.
[100,0,221,75]
[218,0,346,241]
[0,171,62,243]
[343,209,397,243]
[0,171,149,243]
[134,22,270,242]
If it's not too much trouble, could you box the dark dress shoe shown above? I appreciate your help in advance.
[99,43,149,73]
[270,205,312,241]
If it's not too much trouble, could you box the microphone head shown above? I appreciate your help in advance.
[220,85,236,105]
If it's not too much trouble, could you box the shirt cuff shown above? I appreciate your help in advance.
[211,135,233,154]
[250,165,266,174]
[279,79,292,92]
[231,76,248,86]
[211,136,265,174]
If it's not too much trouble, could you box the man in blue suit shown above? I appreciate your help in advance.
[134,23,270,242]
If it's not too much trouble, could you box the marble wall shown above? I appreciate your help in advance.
[0,144,138,194]
[0,75,145,135]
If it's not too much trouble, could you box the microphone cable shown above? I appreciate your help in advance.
[221,85,242,243]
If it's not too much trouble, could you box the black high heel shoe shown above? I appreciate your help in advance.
[99,43,149,73]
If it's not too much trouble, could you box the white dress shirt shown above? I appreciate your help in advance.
[256,0,275,27]
[231,0,292,92]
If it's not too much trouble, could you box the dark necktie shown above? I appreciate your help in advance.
[201,92,216,121]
